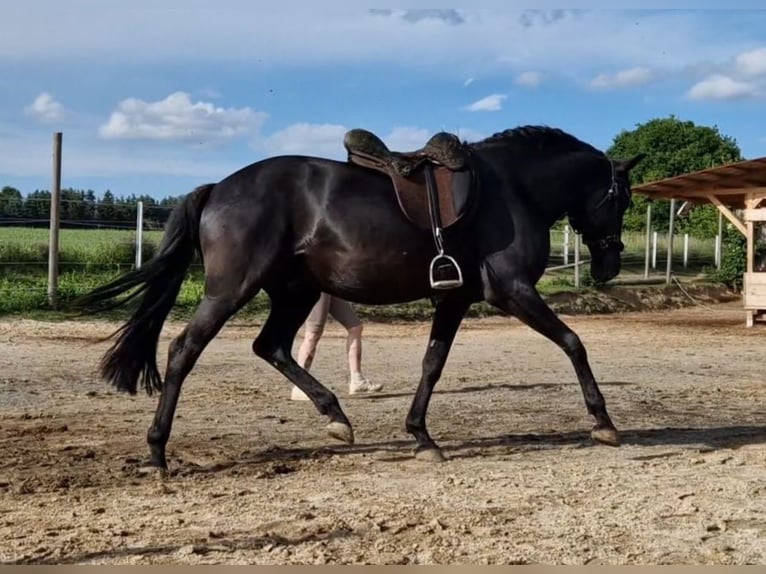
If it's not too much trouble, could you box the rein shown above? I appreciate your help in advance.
[571,157,629,251]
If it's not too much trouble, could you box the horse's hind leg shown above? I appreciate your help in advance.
[483,273,620,447]
[147,293,249,470]
[252,288,355,445]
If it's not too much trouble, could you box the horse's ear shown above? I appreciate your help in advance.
[617,153,646,173]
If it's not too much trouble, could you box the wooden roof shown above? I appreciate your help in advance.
[632,156,766,209]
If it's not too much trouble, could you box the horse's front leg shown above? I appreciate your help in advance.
[405,296,471,462]
[484,274,620,446]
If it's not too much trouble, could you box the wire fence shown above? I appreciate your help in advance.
[1,218,720,300]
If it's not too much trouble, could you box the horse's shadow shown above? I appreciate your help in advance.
[350,379,635,401]
[169,422,766,475]
[439,424,766,461]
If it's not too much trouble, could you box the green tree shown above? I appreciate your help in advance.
[23,189,51,220]
[607,115,744,236]
[98,189,117,222]
[0,186,23,216]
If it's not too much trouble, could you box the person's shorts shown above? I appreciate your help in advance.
[304,293,361,334]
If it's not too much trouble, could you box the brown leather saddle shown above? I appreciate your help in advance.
[343,128,479,289]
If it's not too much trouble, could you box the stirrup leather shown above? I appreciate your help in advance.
[425,165,464,290]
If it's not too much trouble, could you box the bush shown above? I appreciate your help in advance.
[706,226,746,290]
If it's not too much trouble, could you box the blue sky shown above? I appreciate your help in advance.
[2,5,766,199]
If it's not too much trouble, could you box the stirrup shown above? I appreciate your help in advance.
[429,253,463,289]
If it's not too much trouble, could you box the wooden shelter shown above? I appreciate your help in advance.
[632,156,766,327]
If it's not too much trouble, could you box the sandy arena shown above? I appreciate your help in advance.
[1,302,765,565]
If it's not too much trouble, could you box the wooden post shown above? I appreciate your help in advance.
[746,217,755,327]
[714,235,720,268]
[652,231,658,269]
[716,209,723,270]
[563,225,569,266]
[135,201,144,268]
[683,234,689,268]
[666,198,676,285]
[574,232,580,288]
[48,132,62,309]
[644,203,652,278]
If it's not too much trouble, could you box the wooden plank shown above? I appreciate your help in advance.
[744,296,766,310]
[744,271,766,284]
[747,220,754,273]
[710,195,747,236]
[744,208,766,221]
[743,273,766,310]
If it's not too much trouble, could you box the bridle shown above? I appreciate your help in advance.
[570,157,630,251]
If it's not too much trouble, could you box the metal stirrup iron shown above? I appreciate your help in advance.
[424,164,463,289]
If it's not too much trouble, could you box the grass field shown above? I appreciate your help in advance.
[0,226,720,317]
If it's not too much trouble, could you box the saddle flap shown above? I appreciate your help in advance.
[390,165,475,231]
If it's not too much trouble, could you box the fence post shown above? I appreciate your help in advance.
[716,210,723,269]
[666,198,676,285]
[652,231,658,269]
[644,203,652,278]
[135,201,144,268]
[563,225,570,266]
[574,232,581,288]
[714,236,720,268]
[47,132,62,309]
[683,233,689,268]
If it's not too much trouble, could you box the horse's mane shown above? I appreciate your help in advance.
[469,125,602,157]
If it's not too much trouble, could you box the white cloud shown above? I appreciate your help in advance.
[686,74,759,101]
[255,123,349,158]
[589,66,654,89]
[465,94,506,112]
[0,130,241,179]
[24,92,64,122]
[98,91,267,143]
[0,7,753,79]
[382,126,431,151]
[736,47,766,77]
[515,71,542,87]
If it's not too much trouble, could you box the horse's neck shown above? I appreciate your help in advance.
[488,148,594,226]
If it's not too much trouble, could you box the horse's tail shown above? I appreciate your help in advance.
[71,183,216,396]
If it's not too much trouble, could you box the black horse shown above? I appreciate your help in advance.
[73,125,643,469]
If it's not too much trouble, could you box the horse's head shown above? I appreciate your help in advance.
[568,153,645,283]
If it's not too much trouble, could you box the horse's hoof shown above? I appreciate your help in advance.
[327,421,354,445]
[415,448,447,463]
[137,464,169,481]
[591,426,621,447]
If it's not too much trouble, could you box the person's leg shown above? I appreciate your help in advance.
[291,293,330,400]
[328,297,383,394]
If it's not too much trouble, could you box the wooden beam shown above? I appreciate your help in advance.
[710,195,747,236]
[636,186,766,197]
[641,186,766,197]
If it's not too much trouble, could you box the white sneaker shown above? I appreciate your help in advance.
[349,377,384,395]
[290,385,310,401]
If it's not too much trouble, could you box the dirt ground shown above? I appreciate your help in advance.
[1,301,766,565]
